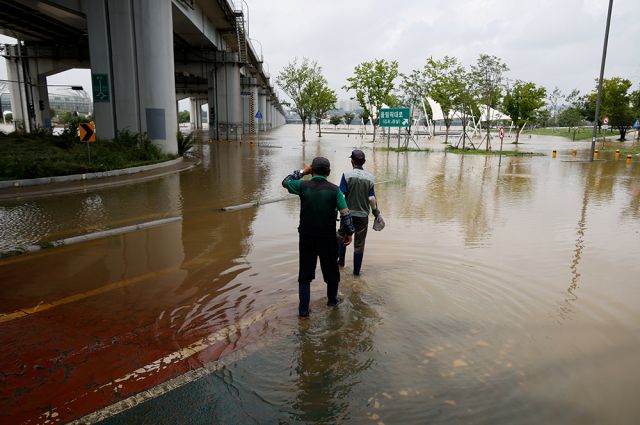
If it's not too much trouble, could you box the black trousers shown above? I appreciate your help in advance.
[298,234,340,313]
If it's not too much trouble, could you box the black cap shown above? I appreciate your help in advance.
[311,157,331,172]
[349,149,365,160]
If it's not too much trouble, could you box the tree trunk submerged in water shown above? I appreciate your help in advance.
[301,120,306,142]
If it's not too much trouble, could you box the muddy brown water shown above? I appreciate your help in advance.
[1,125,639,424]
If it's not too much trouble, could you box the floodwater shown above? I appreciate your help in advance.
[1,125,639,424]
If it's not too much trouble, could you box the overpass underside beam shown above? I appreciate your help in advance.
[85,0,178,154]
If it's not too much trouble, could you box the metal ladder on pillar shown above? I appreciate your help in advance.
[235,12,248,64]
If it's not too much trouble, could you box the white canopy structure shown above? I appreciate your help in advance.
[425,97,445,121]
[479,105,511,122]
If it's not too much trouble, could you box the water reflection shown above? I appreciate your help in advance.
[292,282,379,422]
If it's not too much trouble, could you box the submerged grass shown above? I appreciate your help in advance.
[378,147,431,153]
[0,130,177,180]
[521,127,621,141]
[446,146,544,156]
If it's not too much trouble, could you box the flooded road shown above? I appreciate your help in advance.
[1,125,639,424]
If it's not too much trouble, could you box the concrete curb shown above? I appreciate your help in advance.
[1,216,182,259]
[0,157,184,189]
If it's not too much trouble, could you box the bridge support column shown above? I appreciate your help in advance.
[264,97,272,131]
[85,0,177,153]
[250,84,259,135]
[258,90,267,132]
[5,51,30,131]
[209,53,242,141]
[189,98,203,130]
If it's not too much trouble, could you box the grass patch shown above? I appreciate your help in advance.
[0,130,177,180]
[446,146,544,156]
[603,145,640,155]
[378,147,431,153]
[521,127,620,141]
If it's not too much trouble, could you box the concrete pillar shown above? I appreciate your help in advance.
[34,74,51,128]
[209,55,242,141]
[258,90,267,131]
[189,98,197,129]
[85,0,177,153]
[6,49,30,131]
[264,97,271,131]
[250,84,259,135]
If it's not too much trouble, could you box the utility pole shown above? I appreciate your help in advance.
[590,0,614,161]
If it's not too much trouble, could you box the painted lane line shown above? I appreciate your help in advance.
[60,305,278,424]
[0,266,178,324]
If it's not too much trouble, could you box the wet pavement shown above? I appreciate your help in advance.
[1,126,639,424]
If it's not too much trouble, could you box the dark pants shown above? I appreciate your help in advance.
[338,216,368,274]
[298,234,340,314]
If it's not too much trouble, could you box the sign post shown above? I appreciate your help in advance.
[91,74,110,102]
[379,108,410,150]
[79,122,96,161]
[498,126,505,167]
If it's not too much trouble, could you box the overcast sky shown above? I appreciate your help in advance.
[247,0,639,102]
[2,0,638,107]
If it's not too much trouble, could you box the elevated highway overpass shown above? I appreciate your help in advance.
[0,0,286,152]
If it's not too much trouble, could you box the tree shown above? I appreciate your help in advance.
[556,107,584,128]
[343,112,355,129]
[307,76,337,137]
[469,54,509,149]
[276,58,323,142]
[178,110,190,123]
[329,115,342,129]
[587,77,633,140]
[502,80,547,143]
[546,87,563,126]
[359,110,370,125]
[343,59,399,141]
[422,56,469,144]
[4,112,12,123]
[632,87,640,141]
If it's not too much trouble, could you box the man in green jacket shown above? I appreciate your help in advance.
[282,157,355,317]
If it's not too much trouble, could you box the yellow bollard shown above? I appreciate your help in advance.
[594,149,599,160]
[615,149,620,159]
[572,149,577,157]
[627,155,632,166]
[552,150,557,158]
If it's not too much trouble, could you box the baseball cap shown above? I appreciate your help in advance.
[349,149,365,160]
[311,157,331,172]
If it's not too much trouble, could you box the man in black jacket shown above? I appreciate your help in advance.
[282,157,355,317]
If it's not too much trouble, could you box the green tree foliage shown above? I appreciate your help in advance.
[546,87,563,126]
[470,54,509,109]
[178,110,190,123]
[307,76,337,137]
[422,56,470,144]
[502,80,547,143]
[359,110,371,126]
[343,112,355,128]
[4,112,12,123]
[556,107,584,128]
[469,54,509,149]
[276,57,325,142]
[343,59,399,141]
[587,77,633,140]
[329,115,342,129]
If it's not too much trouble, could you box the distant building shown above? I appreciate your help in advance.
[0,82,11,115]
[338,99,358,112]
[48,86,92,115]
[0,83,92,118]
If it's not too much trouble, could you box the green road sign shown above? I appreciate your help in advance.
[379,108,410,127]
[92,74,110,102]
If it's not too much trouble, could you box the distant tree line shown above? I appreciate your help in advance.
[277,54,640,143]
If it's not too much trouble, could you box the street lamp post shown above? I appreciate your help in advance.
[590,0,614,161]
